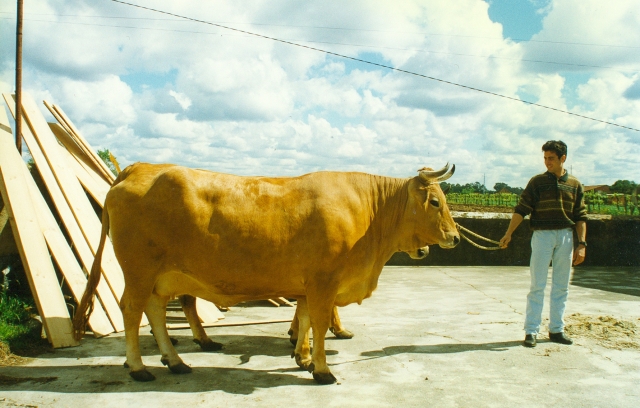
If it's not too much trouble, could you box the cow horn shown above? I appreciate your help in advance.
[418,163,455,183]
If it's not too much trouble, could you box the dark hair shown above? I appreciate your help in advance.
[542,140,567,159]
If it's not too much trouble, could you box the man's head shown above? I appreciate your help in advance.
[542,140,567,176]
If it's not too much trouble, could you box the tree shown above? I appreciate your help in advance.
[493,182,509,193]
[610,180,638,195]
[97,148,118,176]
[492,182,523,195]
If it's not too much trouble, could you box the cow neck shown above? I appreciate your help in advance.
[365,175,411,255]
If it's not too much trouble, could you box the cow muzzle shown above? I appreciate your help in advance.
[407,246,429,260]
[439,233,460,249]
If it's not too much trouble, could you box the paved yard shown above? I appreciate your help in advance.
[1,266,639,407]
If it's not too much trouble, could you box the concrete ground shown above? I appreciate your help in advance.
[1,266,639,407]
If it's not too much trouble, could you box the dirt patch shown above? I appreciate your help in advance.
[565,313,640,350]
[0,342,26,366]
[0,374,58,386]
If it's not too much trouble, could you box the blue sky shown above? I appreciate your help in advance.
[1,0,638,188]
[488,0,548,41]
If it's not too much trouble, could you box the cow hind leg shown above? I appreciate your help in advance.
[329,305,354,339]
[179,295,223,351]
[292,298,312,371]
[288,303,300,346]
[146,293,192,375]
[121,288,155,382]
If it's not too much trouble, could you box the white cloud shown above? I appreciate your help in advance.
[0,0,638,189]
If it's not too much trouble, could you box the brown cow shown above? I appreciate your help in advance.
[74,163,458,384]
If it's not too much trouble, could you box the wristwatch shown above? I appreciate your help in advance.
[577,241,587,247]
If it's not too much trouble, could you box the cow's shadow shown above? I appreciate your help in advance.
[0,332,341,394]
[0,364,315,394]
[360,340,523,358]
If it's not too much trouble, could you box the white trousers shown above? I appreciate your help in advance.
[524,228,574,335]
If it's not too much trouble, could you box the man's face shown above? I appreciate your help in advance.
[544,151,565,175]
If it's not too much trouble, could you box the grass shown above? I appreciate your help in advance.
[0,292,49,361]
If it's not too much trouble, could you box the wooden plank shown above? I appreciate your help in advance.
[0,107,78,348]
[276,297,295,307]
[195,298,225,323]
[167,318,291,330]
[53,127,109,206]
[48,121,108,188]
[3,94,125,331]
[46,102,115,184]
[43,100,114,184]
[24,161,114,337]
[18,94,125,298]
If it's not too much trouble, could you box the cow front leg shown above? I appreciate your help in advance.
[179,295,223,351]
[146,293,191,375]
[329,306,354,339]
[121,288,155,382]
[308,294,337,384]
[292,298,312,371]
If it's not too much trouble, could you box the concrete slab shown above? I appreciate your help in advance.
[1,266,639,407]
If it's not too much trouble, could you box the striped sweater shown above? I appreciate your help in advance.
[514,171,588,230]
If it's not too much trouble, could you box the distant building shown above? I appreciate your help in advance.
[584,185,611,194]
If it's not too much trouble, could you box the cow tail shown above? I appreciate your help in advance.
[72,197,111,341]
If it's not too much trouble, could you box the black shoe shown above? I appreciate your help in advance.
[549,332,573,345]
[523,334,537,348]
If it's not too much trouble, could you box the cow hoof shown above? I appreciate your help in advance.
[170,362,193,375]
[294,353,312,370]
[129,369,156,382]
[331,328,354,339]
[313,371,337,385]
[123,361,129,369]
[288,329,294,336]
[161,358,192,374]
[289,337,298,346]
[193,339,223,352]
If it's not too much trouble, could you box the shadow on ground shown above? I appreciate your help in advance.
[571,267,640,297]
[360,340,523,358]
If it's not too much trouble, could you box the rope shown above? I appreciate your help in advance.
[456,222,504,251]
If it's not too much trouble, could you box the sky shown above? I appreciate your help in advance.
[1,0,639,189]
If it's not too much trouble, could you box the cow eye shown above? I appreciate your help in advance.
[429,198,440,207]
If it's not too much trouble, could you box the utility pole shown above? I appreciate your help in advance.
[15,0,24,153]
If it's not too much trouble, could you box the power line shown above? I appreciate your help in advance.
[2,16,634,73]
[1,11,639,50]
[110,1,638,132]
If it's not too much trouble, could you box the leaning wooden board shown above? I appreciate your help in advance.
[3,93,125,331]
[23,160,114,337]
[17,94,126,304]
[0,107,77,348]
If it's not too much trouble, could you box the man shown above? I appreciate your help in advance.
[499,140,587,348]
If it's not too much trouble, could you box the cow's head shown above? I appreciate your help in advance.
[402,163,460,250]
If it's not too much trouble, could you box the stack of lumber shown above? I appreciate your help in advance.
[0,93,224,348]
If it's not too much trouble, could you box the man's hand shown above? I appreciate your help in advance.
[499,233,511,249]
[573,246,586,266]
